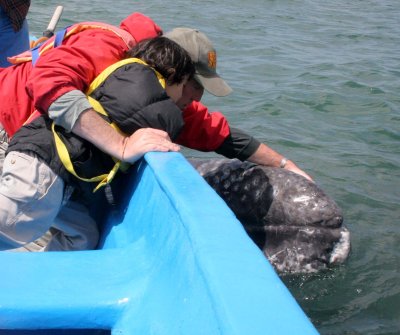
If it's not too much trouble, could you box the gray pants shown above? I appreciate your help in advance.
[0,151,99,251]
[0,124,8,175]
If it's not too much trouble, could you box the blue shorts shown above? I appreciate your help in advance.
[0,6,30,67]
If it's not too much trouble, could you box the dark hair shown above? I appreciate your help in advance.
[127,36,195,85]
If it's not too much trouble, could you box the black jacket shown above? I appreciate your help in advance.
[8,62,185,203]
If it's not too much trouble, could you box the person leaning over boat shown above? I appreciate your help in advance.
[0,11,311,181]
[0,36,193,251]
[0,0,30,67]
[0,12,163,173]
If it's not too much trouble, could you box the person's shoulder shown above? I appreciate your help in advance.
[101,62,163,104]
[119,62,164,92]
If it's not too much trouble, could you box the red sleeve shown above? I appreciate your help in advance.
[25,29,131,113]
[176,101,231,151]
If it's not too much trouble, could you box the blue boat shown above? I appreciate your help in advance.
[0,152,319,334]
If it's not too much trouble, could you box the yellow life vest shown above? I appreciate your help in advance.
[52,57,166,192]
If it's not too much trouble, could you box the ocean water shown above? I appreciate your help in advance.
[27,1,400,334]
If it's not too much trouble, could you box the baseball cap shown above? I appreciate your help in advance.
[165,28,232,97]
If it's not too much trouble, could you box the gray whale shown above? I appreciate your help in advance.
[189,158,350,274]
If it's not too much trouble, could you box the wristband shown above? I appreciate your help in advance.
[280,157,288,168]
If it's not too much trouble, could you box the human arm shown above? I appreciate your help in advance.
[27,12,162,123]
[179,101,312,180]
[26,28,130,114]
[71,108,179,164]
[245,142,313,181]
[48,90,128,158]
[215,126,312,180]
[49,62,183,162]
[120,128,181,164]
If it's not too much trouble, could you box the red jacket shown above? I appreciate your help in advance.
[0,12,230,150]
[0,13,161,136]
[178,101,229,151]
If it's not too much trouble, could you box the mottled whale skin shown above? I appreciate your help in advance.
[189,158,350,274]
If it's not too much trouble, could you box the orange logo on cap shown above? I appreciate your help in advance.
[208,51,217,69]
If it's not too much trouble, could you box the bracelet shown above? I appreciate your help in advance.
[279,157,288,168]
[121,137,128,161]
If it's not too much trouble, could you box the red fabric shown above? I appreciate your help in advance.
[0,62,33,136]
[120,12,162,42]
[0,12,161,136]
[0,12,230,151]
[177,101,230,151]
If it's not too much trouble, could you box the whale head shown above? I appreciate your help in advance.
[189,158,350,274]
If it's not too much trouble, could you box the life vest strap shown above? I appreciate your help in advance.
[31,28,68,66]
[53,58,166,192]
[52,121,123,193]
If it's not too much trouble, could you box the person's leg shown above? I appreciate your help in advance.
[0,123,9,175]
[0,151,64,250]
[0,151,99,252]
[10,190,99,252]
[44,200,99,251]
[11,230,53,252]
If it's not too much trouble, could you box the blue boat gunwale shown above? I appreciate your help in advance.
[0,152,318,334]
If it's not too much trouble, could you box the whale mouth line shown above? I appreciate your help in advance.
[245,225,351,269]
[238,215,343,230]
[244,223,345,232]
[329,229,351,264]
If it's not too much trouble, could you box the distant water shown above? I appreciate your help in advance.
[27,1,400,334]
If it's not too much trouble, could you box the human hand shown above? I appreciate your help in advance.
[121,128,180,164]
[284,160,314,182]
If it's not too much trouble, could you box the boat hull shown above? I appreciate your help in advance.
[0,152,318,334]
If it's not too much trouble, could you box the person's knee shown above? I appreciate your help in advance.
[0,152,64,250]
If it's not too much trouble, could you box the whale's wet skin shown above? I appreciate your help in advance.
[189,158,351,274]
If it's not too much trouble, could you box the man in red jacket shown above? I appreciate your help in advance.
[0,12,311,181]
[0,12,173,171]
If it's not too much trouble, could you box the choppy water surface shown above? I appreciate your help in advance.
[28,1,400,334]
